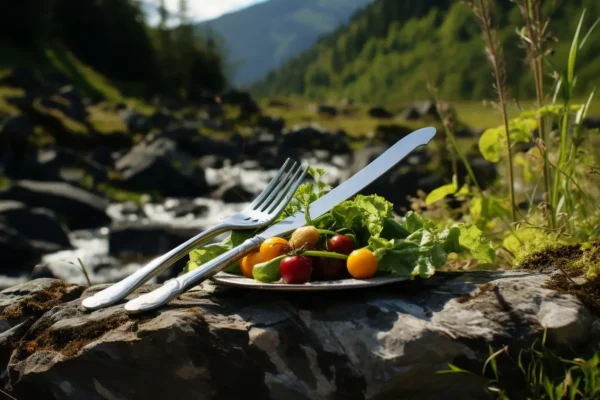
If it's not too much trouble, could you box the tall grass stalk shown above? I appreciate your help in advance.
[468,0,517,222]
[552,11,600,235]
[518,0,555,228]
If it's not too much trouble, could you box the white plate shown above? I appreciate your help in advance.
[211,271,409,291]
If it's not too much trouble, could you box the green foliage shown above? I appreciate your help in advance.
[479,118,537,163]
[253,0,600,103]
[0,0,227,100]
[369,211,495,278]
[438,333,600,400]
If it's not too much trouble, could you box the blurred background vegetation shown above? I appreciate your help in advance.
[0,0,226,102]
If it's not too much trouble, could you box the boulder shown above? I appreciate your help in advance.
[0,223,40,275]
[0,114,33,136]
[401,101,439,121]
[120,110,151,135]
[0,201,72,253]
[368,106,394,119]
[0,279,84,367]
[0,270,597,399]
[0,67,40,90]
[0,115,34,178]
[111,137,210,198]
[221,89,260,114]
[374,124,413,143]
[108,220,198,259]
[583,117,600,130]
[150,110,175,129]
[282,126,352,157]
[255,115,285,134]
[317,105,338,117]
[0,180,111,230]
[211,181,256,203]
[164,201,209,218]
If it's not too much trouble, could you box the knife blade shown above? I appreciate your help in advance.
[124,127,437,313]
[260,126,437,239]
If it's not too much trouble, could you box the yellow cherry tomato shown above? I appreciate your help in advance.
[259,237,291,261]
[346,249,378,279]
[240,252,264,279]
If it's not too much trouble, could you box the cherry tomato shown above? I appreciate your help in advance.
[290,226,319,249]
[260,237,291,261]
[280,255,312,284]
[312,257,346,281]
[240,252,264,279]
[327,235,354,255]
[346,249,378,279]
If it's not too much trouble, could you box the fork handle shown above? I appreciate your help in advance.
[124,235,265,313]
[81,223,232,310]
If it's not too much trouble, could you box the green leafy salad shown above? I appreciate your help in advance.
[183,168,496,283]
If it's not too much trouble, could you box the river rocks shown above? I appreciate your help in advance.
[0,279,85,369]
[0,223,40,275]
[0,270,594,400]
[221,89,260,115]
[374,124,413,143]
[120,109,151,135]
[0,201,72,253]
[401,101,439,121]
[111,137,210,198]
[108,221,198,260]
[317,104,338,117]
[368,106,394,119]
[0,181,110,230]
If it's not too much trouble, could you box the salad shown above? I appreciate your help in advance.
[182,168,496,284]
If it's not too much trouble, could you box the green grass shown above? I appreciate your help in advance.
[0,40,156,114]
[258,96,600,134]
[0,175,10,190]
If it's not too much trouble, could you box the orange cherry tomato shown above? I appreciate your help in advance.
[240,252,264,279]
[259,237,291,261]
[346,249,378,279]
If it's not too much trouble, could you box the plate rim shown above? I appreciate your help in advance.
[210,271,409,291]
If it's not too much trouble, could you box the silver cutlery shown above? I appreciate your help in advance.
[82,158,307,310]
[124,127,437,313]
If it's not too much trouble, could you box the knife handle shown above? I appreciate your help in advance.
[124,235,265,313]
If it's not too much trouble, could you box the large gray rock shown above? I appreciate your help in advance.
[111,137,210,198]
[0,201,72,253]
[0,270,596,399]
[0,223,40,275]
[0,180,111,230]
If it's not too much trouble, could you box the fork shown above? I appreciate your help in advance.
[81,158,308,311]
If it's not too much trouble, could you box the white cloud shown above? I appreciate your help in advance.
[145,0,269,25]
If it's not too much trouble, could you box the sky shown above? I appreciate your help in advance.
[145,0,270,25]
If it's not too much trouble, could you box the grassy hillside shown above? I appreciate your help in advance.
[252,0,600,103]
[197,0,372,86]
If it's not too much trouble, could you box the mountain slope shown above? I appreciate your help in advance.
[196,0,372,86]
[252,0,600,102]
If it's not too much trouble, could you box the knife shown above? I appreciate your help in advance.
[124,127,437,313]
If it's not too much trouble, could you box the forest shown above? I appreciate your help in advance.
[253,0,600,102]
[0,0,226,101]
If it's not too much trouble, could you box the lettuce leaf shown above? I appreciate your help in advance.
[183,240,237,275]
[368,212,495,278]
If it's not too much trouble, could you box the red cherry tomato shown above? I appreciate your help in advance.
[312,257,347,281]
[327,235,354,255]
[280,255,312,284]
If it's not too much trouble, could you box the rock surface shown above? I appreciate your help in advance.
[0,270,596,400]
[0,180,111,230]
